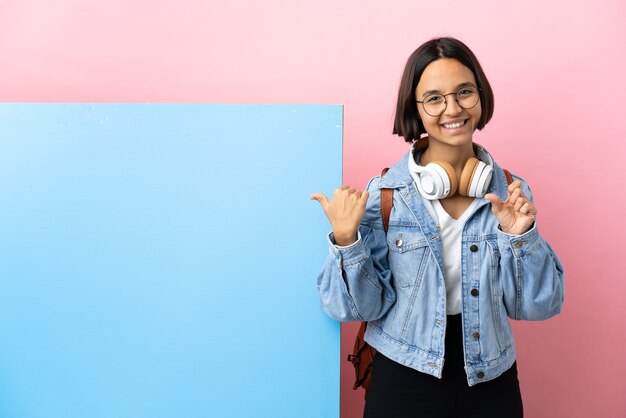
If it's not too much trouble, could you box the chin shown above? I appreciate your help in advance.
[429,134,474,147]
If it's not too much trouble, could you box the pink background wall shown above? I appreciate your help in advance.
[1,1,625,417]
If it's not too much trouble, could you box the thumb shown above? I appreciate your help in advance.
[310,192,329,209]
[484,193,503,213]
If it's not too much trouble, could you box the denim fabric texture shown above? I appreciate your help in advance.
[316,147,564,386]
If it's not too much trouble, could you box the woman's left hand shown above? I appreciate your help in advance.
[484,180,536,235]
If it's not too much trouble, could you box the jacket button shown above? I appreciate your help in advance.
[470,244,478,252]
[471,288,479,297]
[395,233,403,247]
[473,332,480,339]
[513,241,527,248]
[476,371,485,378]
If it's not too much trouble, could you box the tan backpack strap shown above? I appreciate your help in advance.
[503,168,514,186]
[380,168,393,234]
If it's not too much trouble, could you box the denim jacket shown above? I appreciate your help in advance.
[317,149,564,386]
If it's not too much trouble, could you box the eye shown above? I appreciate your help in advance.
[425,94,444,104]
[457,88,475,97]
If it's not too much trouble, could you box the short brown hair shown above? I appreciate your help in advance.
[393,37,494,143]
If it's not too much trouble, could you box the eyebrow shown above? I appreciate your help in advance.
[422,82,477,96]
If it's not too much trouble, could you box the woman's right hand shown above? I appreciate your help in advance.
[310,186,369,246]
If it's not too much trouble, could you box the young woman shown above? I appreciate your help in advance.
[311,37,564,418]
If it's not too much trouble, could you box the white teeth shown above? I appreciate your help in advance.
[443,120,465,129]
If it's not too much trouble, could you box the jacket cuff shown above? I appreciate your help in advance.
[326,231,368,267]
[497,222,539,257]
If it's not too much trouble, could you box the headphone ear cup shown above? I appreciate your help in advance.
[459,157,493,197]
[458,157,480,196]
[430,160,458,197]
[414,161,455,200]
[469,161,493,197]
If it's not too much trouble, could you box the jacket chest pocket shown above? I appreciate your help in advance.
[386,229,430,288]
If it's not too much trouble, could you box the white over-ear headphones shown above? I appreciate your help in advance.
[408,138,494,200]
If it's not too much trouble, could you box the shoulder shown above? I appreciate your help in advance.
[362,176,383,227]
[494,164,534,200]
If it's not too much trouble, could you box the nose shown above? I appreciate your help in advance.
[443,93,463,116]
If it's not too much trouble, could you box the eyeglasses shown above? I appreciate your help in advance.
[416,85,481,117]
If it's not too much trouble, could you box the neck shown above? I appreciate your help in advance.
[419,141,475,171]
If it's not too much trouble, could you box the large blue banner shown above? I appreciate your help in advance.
[0,104,342,418]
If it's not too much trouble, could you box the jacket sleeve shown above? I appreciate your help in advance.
[498,177,565,321]
[316,176,397,322]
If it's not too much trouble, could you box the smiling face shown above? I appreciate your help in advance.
[415,58,482,148]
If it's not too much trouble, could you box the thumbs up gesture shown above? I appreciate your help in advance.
[310,186,369,246]
[484,180,536,235]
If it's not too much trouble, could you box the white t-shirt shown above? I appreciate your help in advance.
[432,199,479,315]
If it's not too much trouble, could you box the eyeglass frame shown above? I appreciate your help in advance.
[415,84,482,117]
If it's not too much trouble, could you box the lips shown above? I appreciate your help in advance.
[441,120,466,129]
